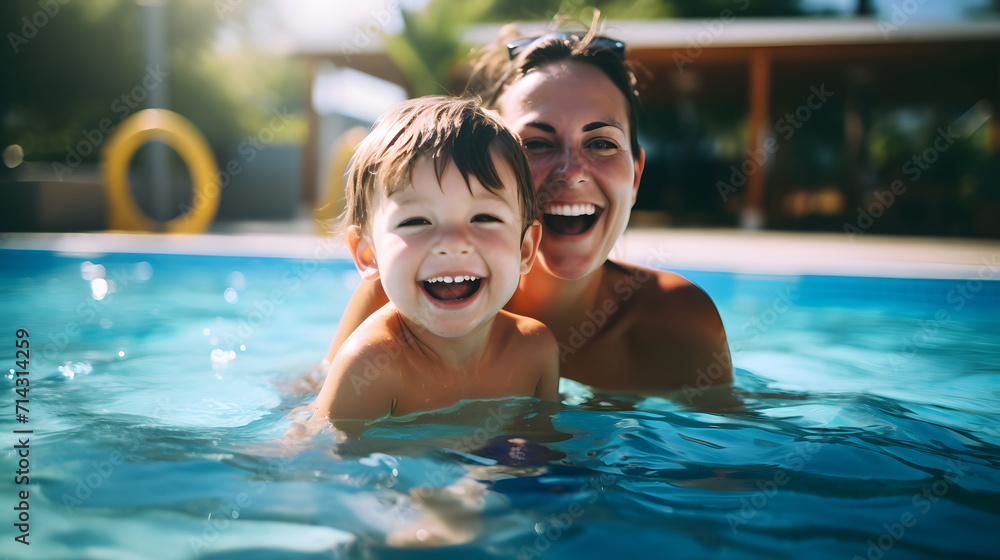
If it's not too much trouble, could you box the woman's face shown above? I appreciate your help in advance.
[497,60,644,281]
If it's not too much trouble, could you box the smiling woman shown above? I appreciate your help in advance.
[469,16,735,393]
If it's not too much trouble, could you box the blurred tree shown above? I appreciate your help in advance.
[855,0,874,16]
[477,0,809,20]
[381,1,492,96]
[382,0,810,97]
[0,0,302,166]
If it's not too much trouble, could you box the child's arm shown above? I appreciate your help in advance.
[311,337,401,423]
[524,321,560,401]
[535,351,560,401]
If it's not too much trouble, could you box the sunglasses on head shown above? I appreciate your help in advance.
[506,32,626,60]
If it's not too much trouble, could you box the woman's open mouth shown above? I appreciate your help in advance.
[421,275,482,302]
[542,203,601,235]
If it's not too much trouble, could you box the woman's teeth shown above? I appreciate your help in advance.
[545,203,597,216]
[542,203,599,235]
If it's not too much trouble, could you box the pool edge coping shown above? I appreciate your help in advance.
[3,230,999,280]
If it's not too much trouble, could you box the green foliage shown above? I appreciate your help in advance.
[380,0,812,98]
[475,0,808,21]
[382,1,492,96]
[0,0,302,164]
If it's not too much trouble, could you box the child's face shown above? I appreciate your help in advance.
[354,154,540,338]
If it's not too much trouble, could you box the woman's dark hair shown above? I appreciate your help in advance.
[466,11,642,158]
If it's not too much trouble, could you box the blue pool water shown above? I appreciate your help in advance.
[1,247,999,559]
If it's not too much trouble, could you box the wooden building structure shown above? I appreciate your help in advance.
[297,17,1000,235]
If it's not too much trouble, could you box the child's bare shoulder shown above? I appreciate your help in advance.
[316,308,405,420]
[496,309,556,347]
[494,310,560,400]
[494,310,559,371]
[340,307,406,358]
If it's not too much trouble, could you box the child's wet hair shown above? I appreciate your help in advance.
[466,11,642,158]
[342,95,537,237]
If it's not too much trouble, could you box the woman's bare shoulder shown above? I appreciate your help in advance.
[610,261,732,387]
[613,261,720,325]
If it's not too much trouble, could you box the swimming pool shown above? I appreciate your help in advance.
[2,237,999,559]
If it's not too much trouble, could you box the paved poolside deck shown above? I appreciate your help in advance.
[5,224,998,280]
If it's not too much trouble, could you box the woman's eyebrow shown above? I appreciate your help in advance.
[582,121,624,133]
[525,121,555,133]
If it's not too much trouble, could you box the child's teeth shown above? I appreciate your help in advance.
[426,276,479,284]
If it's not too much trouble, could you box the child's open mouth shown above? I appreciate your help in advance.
[542,203,601,235]
[422,275,482,302]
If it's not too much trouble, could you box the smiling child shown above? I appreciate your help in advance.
[308,96,559,422]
